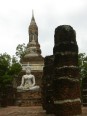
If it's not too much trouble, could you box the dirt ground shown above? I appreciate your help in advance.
[0,106,87,116]
[0,106,54,116]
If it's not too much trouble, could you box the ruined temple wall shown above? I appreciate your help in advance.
[42,25,82,116]
[53,25,82,116]
[42,55,54,113]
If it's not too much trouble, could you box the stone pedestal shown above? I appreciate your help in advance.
[16,90,41,106]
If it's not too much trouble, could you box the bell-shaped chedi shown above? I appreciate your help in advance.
[21,11,44,74]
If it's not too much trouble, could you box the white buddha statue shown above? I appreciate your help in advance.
[17,66,39,92]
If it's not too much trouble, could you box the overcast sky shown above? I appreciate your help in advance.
[0,0,87,57]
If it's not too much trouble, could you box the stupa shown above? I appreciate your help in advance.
[20,11,44,86]
[16,11,44,106]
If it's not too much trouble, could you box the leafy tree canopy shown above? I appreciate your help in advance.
[78,53,87,80]
[0,53,11,76]
[16,43,26,59]
[0,53,22,88]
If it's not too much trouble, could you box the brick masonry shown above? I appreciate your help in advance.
[16,90,42,106]
[42,25,82,116]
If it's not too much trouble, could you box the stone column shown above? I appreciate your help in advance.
[53,25,82,115]
[42,55,54,114]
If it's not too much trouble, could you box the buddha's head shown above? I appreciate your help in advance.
[26,66,31,74]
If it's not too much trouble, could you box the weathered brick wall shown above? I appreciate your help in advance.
[42,25,82,116]
[16,90,41,106]
[53,25,82,116]
[82,77,87,106]
[42,55,54,114]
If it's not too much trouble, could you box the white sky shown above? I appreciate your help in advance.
[0,0,87,57]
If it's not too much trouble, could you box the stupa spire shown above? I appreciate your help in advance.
[25,11,41,57]
[32,10,34,20]
[30,10,36,26]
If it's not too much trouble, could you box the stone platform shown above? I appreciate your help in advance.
[16,90,41,106]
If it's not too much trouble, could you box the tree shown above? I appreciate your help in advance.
[16,43,26,59]
[9,56,22,76]
[0,53,22,106]
[0,53,11,76]
[0,53,22,91]
[9,63,22,76]
[78,53,87,80]
[12,55,18,64]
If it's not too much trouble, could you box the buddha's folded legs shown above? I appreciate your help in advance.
[29,85,40,90]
